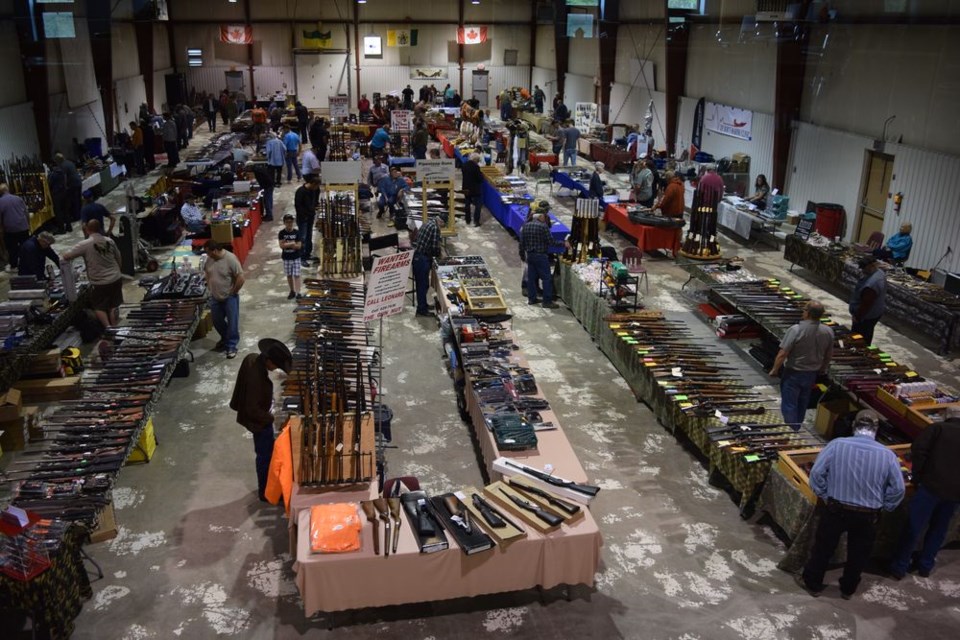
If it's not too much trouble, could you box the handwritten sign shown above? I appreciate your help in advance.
[390,109,413,132]
[364,252,414,322]
[416,159,456,183]
[328,96,349,119]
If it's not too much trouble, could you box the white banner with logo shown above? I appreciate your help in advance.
[705,101,753,141]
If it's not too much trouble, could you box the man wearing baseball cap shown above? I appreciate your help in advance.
[230,338,292,502]
[849,255,886,345]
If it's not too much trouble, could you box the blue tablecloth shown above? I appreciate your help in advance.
[453,147,492,166]
[481,181,569,253]
[389,156,416,168]
[551,170,590,197]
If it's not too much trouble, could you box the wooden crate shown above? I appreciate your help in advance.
[461,283,507,316]
[776,447,825,505]
[13,376,81,403]
[905,402,960,430]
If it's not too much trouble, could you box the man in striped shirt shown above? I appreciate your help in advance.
[796,410,905,599]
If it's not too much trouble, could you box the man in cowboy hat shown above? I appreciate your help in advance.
[230,338,292,502]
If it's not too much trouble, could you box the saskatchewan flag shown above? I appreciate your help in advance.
[387,29,418,47]
[303,26,332,48]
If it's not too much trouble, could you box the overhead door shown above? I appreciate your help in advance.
[294,53,350,109]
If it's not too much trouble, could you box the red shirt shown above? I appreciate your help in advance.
[358,98,370,113]
[659,178,685,218]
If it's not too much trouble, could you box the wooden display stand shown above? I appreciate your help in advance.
[421,180,458,237]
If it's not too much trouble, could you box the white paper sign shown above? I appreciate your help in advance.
[390,109,413,132]
[416,159,456,183]
[364,252,414,322]
[321,160,362,185]
[705,101,753,141]
[574,102,598,130]
[328,96,349,119]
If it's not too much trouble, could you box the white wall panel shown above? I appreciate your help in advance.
[534,26,555,71]
[883,142,960,272]
[567,36,599,79]
[685,24,776,114]
[250,0,353,21]
[0,103,41,162]
[253,66,296,98]
[563,73,596,111]
[609,86,667,140]
[170,0,244,22]
[114,75,147,131]
[532,66,558,108]
[112,23,141,80]
[464,0,533,23]
[0,21,26,109]
[154,24,171,70]
[621,1,664,20]
[49,93,108,158]
[614,25,665,90]
[185,68,245,100]
[485,66,532,106]
[358,1,458,22]
[784,122,873,244]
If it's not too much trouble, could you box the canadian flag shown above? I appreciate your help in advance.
[220,25,253,45]
[457,26,488,45]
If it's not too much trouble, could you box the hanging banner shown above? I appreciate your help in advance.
[705,101,753,141]
[328,96,349,119]
[387,29,418,47]
[220,25,253,45]
[364,252,414,323]
[390,109,413,132]
[574,103,598,131]
[456,26,488,45]
[690,97,705,156]
[302,26,332,48]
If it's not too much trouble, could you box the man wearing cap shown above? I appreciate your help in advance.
[203,240,244,359]
[889,405,960,579]
[795,410,905,599]
[18,231,59,280]
[230,338,291,502]
[769,301,834,427]
[849,255,887,345]
[180,193,206,233]
[412,213,443,317]
[520,202,568,309]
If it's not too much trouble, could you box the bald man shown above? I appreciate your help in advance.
[62,219,124,328]
[769,301,835,427]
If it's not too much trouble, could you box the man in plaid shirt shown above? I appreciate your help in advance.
[520,202,568,309]
[412,214,443,316]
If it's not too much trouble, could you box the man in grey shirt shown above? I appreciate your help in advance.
[162,113,179,167]
[849,255,886,345]
[203,240,245,359]
[62,219,124,328]
[0,183,31,269]
[558,121,580,167]
[769,300,834,426]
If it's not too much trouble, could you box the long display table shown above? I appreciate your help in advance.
[784,234,960,354]
[480,181,569,252]
[604,204,682,256]
[551,169,590,198]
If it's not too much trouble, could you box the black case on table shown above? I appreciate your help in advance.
[429,493,495,555]
[401,491,448,553]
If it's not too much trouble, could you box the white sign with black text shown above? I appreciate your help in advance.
[415,159,456,183]
[363,252,414,322]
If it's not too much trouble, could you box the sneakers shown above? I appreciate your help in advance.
[226,350,238,359]
[793,574,823,598]
[287,291,296,300]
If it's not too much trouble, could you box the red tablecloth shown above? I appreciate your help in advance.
[604,204,681,256]
[438,133,455,159]
[529,152,558,167]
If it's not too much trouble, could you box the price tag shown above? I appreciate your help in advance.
[671,367,682,377]
[675,395,688,401]
[643,357,654,362]
[637,350,649,355]
[838,339,845,349]
[716,439,731,447]
[714,409,723,418]
[609,324,622,329]
[905,371,918,378]
[679,402,694,409]
[720,415,730,425]
[816,383,828,392]
[878,352,889,358]
[666,388,678,395]
[617,331,629,336]
[644,362,658,367]
[744,454,761,463]
[657,380,668,386]
[874,368,883,374]
[335,443,344,452]
[868,345,879,351]
[454,490,466,500]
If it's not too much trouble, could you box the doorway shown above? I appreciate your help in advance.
[855,150,895,244]
[472,71,489,108]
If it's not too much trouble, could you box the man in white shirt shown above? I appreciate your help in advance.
[180,193,206,233]
[301,147,320,181]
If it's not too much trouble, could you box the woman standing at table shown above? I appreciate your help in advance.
[746,174,770,209]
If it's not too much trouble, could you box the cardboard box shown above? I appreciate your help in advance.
[22,349,63,377]
[89,502,118,543]
[0,415,26,451]
[210,220,234,245]
[126,418,157,464]
[0,389,22,422]
[13,376,81,403]
[814,396,859,439]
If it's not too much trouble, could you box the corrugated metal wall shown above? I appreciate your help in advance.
[676,96,774,196]
[486,66,531,106]
[0,102,41,161]
[609,86,667,139]
[532,67,558,108]
[785,122,872,244]
[49,93,108,158]
[883,143,960,273]
[114,76,147,132]
[253,66,296,98]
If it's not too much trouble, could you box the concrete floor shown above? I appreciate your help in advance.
[22,129,959,639]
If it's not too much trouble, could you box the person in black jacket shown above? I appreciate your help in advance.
[461,152,484,226]
[294,177,320,266]
[247,161,276,221]
[17,232,59,280]
[47,165,70,234]
[889,407,960,579]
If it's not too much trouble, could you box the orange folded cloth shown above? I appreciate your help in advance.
[309,503,362,554]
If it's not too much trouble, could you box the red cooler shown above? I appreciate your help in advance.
[815,203,845,239]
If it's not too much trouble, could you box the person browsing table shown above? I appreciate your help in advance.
[768,301,834,427]
[412,214,443,317]
[203,240,244,359]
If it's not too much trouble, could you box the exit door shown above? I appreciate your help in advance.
[472,71,489,108]
[855,151,895,244]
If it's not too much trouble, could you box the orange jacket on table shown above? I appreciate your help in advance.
[264,425,294,514]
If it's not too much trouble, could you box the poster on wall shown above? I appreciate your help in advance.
[574,103,598,131]
[411,68,446,80]
[704,101,753,141]
[363,36,382,58]
[391,110,413,132]
[329,96,349,119]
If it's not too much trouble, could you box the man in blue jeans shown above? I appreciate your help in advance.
[889,406,960,579]
[202,240,244,359]
[412,214,442,317]
[282,126,302,183]
[768,300,834,427]
[519,202,569,309]
[230,338,292,502]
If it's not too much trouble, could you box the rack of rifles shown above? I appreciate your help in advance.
[708,280,922,394]
[606,310,823,462]
[284,279,377,486]
[680,190,721,259]
[327,125,352,161]
[316,193,365,278]
[563,198,602,264]
[0,156,50,213]
[0,298,204,531]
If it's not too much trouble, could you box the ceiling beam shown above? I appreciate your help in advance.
[663,17,689,156]
[773,20,810,192]
[553,0,569,103]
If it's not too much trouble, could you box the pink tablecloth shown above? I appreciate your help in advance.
[294,505,601,614]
